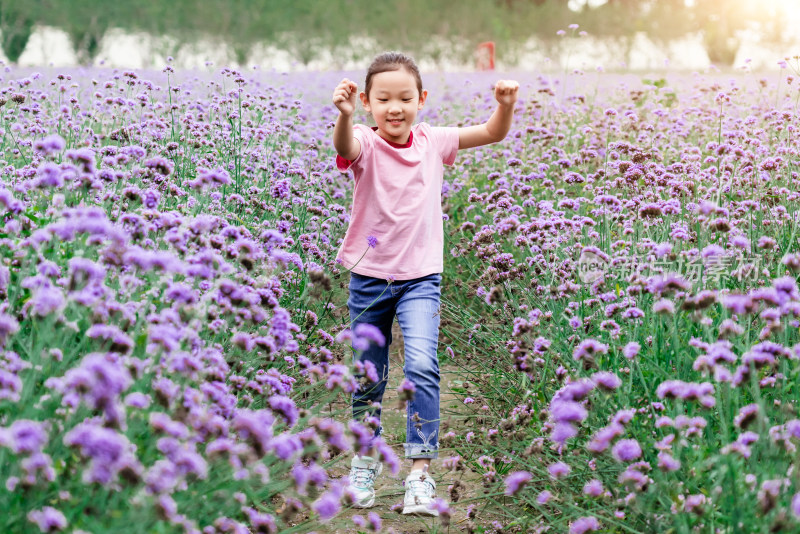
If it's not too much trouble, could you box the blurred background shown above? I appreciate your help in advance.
[1,0,798,71]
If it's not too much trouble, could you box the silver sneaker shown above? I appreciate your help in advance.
[348,455,383,508]
[402,470,439,516]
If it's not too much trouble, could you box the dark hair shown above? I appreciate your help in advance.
[364,52,423,98]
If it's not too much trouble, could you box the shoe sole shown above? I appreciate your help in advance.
[352,497,376,509]
[402,504,439,516]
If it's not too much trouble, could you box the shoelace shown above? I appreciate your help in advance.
[406,477,435,502]
[350,466,378,489]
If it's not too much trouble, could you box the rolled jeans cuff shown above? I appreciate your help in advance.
[404,442,438,459]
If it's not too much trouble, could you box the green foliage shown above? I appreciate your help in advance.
[0,2,34,63]
[0,0,794,66]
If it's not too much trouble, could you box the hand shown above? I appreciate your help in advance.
[494,80,519,107]
[332,78,358,117]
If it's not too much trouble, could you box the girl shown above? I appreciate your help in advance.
[332,51,518,515]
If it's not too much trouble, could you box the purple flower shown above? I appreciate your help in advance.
[684,494,707,514]
[124,247,185,274]
[23,283,65,317]
[611,439,642,462]
[618,465,651,491]
[359,360,380,383]
[149,413,189,439]
[366,235,378,248]
[537,490,552,504]
[270,177,291,198]
[656,380,715,404]
[0,369,22,402]
[734,403,759,429]
[701,244,724,258]
[140,188,161,209]
[59,353,132,417]
[34,161,64,189]
[354,323,386,348]
[653,242,672,258]
[592,371,621,391]
[548,461,571,479]
[144,157,173,176]
[721,293,756,315]
[63,422,141,485]
[430,498,451,516]
[27,507,67,532]
[583,479,604,497]
[572,338,609,362]
[550,400,587,423]
[0,420,48,454]
[791,492,800,518]
[657,451,681,472]
[313,481,344,521]
[270,433,302,460]
[21,452,56,485]
[156,494,178,520]
[65,147,96,172]
[269,395,299,427]
[372,437,400,475]
[621,307,644,320]
[86,324,133,354]
[243,508,277,533]
[551,422,578,446]
[367,512,381,531]
[611,409,635,425]
[190,167,231,189]
[124,392,150,409]
[648,273,691,296]
[348,420,375,457]
[0,312,20,348]
[570,516,601,534]
[232,409,275,457]
[729,235,750,250]
[652,299,675,315]
[622,341,640,360]
[397,379,416,401]
[553,378,595,402]
[33,134,66,157]
[504,470,532,495]
[586,423,624,453]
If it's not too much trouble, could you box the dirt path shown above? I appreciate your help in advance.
[324,323,486,534]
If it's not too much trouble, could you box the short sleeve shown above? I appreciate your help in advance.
[429,126,460,166]
[335,125,370,172]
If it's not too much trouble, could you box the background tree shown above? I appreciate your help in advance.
[0,0,793,68]
[0,1,35,63]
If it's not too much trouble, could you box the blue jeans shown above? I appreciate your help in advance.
[348,272,442,459]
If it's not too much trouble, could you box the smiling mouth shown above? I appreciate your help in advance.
[387,118,404,124]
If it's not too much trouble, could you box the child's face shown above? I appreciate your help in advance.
[360,68,427,144]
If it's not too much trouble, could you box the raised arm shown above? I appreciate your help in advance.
[458,80,520,150]
[332,78,362,161]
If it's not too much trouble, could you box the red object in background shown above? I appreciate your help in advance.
[476,41,495,71]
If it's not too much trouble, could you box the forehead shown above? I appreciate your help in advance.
[369,69,419,94]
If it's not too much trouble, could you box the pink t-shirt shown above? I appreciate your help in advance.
[336,122,459,280]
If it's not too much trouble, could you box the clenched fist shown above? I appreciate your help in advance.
[493,80,520,107]
[332,78,359,117]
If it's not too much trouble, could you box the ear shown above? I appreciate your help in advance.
[360,92,370,112]
[418,89,428,110]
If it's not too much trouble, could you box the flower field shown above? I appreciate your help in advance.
[1,61,800,533]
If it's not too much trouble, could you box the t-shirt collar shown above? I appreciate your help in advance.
[371,126,413,148]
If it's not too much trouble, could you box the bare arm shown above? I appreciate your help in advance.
[332,78,361,161]
[458,80,520,150]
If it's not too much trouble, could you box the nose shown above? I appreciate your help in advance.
[388,101,402,113]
